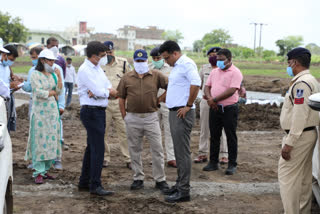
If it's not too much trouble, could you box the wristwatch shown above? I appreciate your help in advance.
[186,103,193,107]
[213,98,217,103]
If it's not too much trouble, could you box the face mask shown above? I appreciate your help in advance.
[99,56,109,66]
[3,59,14,67]
[134,62,149,74]
[32,59,38,66]
[287,66,294,77]
[217,60,226,70]
[44,63,55,73]
[209,56,217,67]
[107,55,114,64]
[152,59,164,69]
[49,46,59,58]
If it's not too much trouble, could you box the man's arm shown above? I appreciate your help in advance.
[119,98,126,119]
[214,88,238,102]
[177,85,200,118]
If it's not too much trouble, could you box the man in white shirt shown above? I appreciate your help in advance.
[64,57,77,107]
[77,41,117,196]
[159,41,201,203]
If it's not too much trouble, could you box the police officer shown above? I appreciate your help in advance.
[101,41,131,169]
[194,47,229,165]
[278,47,320,214]
[149,47,176,168]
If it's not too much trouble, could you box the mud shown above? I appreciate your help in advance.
[11,102,320,213]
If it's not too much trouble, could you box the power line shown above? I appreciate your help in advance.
[250,22,268,54]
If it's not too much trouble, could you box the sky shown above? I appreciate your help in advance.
[3,0,320,51]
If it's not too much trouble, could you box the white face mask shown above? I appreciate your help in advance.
[134,61,149,74]
[49,46,59,58]
[99,55,109,66]
[44,63,55,73]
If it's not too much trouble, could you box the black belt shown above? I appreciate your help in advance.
[169,106,185,111]
[82,105,106,110]
[285,126,316,134]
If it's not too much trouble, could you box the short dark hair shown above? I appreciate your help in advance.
[217,49,232,60]
[47,37,58,45]
[294,54,311,68]
[29,47,42,55]
[66,57,72,61]
[159,40,181,54]
[86,41,106,58]
[4,45,18,58]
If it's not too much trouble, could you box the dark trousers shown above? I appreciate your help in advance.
[65,82,73,107]
[209,104,239,166]
[79,107,106,191]
[169,109,195,193]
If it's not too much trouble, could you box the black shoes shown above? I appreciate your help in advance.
[78,184,90,192]
[90,186,114,196]
[203,162,219,171]
[162,185,178,195]
[165,191,190,203]
[155,181,169,193]
[130,180,144,190]
[225,165,237,175]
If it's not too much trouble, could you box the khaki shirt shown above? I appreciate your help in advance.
[199,63,213,92]
[280,70,320,146]
[100,56,131,88]
[148,63,172,97]
[117,69,168,113]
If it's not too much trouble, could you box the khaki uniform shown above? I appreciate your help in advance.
[101,56,131,163]
[279,70,320,214]
[199,64,228,157]
[148,63,175,161]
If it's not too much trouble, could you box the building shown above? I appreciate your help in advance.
[26,30,69,46]
[117,25,165,50]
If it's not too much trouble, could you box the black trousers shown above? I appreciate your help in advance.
[79,106,106,191]
[209,104,239,166]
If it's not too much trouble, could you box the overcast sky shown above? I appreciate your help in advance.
[4,0,320,51]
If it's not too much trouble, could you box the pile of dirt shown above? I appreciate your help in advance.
[243,76,290,95]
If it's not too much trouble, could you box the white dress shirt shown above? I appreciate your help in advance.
[77,58,112,107]
[65,64,77,84]
[166,55,201,109]
[0,61,11,86]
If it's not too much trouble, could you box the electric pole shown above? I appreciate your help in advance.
[250,23,258,53]
[259,23,267,51]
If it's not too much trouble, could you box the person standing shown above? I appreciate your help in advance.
[64,57,77,107]
[24,49,63,184]
[278,47,320,214]
[118,49,169,192]
[46,37,66,77]
[149,46,176,168]
[203,49,243,175]
[77,41,117,196]
[194,47,229,165]
[159,41,201,203]
[100,41,131,169]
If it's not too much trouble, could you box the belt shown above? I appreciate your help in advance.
[129,112,155,118]
[285,126,316,134]
[82,105,106,110]
[169,106,185,111]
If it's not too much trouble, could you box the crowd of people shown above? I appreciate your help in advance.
[0,37,317,212]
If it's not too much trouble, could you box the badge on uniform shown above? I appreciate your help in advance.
[294,89,304,104]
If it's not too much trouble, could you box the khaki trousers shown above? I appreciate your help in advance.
[104,99,130,163]
[279,130,317,214]
[199,99,228,158]
[158,103,175,161]
[124,112,166,182]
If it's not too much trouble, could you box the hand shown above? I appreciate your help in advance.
[54,68,61,77]
[207,98,218,110]
[75,84,77,88]
[108,88,118,98]
[49,90,57,97]
[122,113,126,120]
[281,144,293,161]
[12,74,23,82]
[10,81,22,91]
[202,95,208,100]
[177,106,191,119]
[88,90,95,98]
[54,94,58,101]
[59,108,64,115]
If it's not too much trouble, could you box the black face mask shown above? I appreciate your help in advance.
[107,55,114,64]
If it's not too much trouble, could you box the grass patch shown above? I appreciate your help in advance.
[11,65,31,73]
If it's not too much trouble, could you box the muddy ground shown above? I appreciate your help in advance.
[10,99,320,214]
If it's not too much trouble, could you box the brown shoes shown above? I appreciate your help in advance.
[194,155,208,163]
[167,160,177,168]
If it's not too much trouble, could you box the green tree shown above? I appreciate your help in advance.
[0,11,28,43]
[275,35,303,56]
[202,29,232,46]
[305,43,320,55]
[161,30,184,43]
[193,40,204,52]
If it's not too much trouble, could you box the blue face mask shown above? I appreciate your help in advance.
[2,57,14,67]
[32,59,38,66]
[287,66,294,77]
[217,60,226,70]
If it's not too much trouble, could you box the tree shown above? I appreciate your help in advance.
[161,30,184,43]
[275,35,303,56]
[193,40,204,52]
[0,11,28,43]
[202,29,232,46]
[305,43,320,55]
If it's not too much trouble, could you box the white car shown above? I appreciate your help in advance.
[0,97,13,214]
